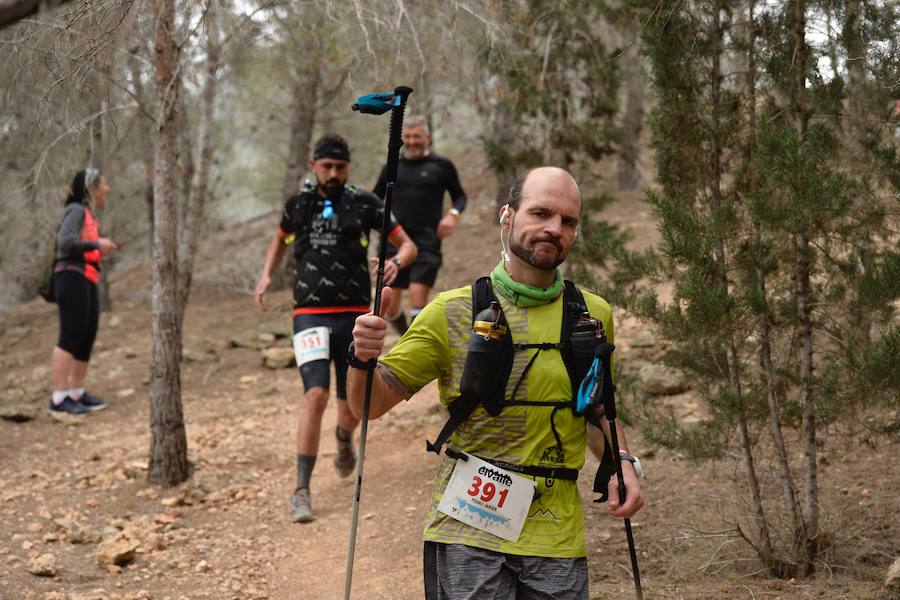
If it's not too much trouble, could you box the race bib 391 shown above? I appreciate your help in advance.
[437,453,536,542]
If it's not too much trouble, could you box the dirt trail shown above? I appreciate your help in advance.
[1,188,894,600]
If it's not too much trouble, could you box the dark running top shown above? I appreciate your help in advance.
[373,153,466,254]
[277,185,400,315]
[55,203,101,284]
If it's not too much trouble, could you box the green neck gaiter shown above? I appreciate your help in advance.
[490,261,563,307]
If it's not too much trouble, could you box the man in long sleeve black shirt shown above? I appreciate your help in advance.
[373,116,468,333]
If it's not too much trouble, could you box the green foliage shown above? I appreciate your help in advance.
[592,0,899,575]
[752,121,851,235]
[859,325,900,407]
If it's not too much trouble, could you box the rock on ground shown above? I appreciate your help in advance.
[262,346,295,369]
[26,553,57,577]
[96,532,139,568]
[638,363,691,396]
[0,404,39,422]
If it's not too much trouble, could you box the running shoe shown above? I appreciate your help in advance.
[334,429,357,478]
[289,488,314,523]
[78,391,108,412]
[48,396,90,416]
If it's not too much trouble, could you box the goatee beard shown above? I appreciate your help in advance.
[509,239,564,271]
[321,179,343,200]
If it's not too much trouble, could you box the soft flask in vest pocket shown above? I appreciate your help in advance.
[459,300,511,416]
[569,312,600,382]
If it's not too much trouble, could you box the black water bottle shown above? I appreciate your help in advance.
[570,311,600,380]
[459,300,509,415]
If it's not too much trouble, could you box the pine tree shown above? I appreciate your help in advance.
[579,0,899,577]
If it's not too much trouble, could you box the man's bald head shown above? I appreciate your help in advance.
[506,167,582,212]
[501,167,582,272]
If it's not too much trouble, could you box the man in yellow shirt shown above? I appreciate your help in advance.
[348,166,645,599]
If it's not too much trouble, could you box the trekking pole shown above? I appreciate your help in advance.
[590,337,644,600]
[343,85,413,600]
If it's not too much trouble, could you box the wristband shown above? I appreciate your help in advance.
[449,208,461,220]
[347,341,370,370]
[619,452,642,479]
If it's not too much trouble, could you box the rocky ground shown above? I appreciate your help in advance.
[1,190,897,600]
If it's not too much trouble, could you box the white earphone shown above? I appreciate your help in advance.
[499,204,511,263]
[499,204,511,225]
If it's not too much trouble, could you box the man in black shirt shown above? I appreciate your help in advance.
[254,134,417,523]
[373,116,467,333]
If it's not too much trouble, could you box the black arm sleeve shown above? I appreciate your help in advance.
[359,191,399,233]
[445,160,467,213]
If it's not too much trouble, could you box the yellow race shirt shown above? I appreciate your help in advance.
[379,284,614,558]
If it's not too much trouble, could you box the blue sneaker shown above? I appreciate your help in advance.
[78,391,108,412]
[289,488,314,523]
[49,396,90,416]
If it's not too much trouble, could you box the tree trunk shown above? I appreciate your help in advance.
[710,2,773,570]
[741,2,804,574]
[86,34,114,312]
[843,0,872,349]
[176,4,220,341]
[790,0,817,573]
[281,65,319,199]
[177,93,195,226]
[489,107,519,207]
[88,94,114,312]
[618,17,643,190]
[149,0,189,488]
[128,44,155,251]
[795,229,816,573]
[271,61,319,293]
[757,259,805,574]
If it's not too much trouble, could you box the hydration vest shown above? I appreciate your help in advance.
[287,184,376,261]
[426,277,617,489]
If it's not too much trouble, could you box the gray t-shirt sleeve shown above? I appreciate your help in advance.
[57,203,99,258]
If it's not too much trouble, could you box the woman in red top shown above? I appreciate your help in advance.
[49,169,119,416]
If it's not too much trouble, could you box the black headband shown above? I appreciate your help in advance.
[313,139,351,162]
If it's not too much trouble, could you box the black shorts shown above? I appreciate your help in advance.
[55,270,99,362]
[292,312,358,399]
[390,250,442,289]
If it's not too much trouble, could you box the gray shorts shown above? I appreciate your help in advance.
[423,542,588,600]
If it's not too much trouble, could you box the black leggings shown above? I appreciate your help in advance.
[55,270,99,362]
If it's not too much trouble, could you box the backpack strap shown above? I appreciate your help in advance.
[561,279,590,394]
[592,434,616,502]
[426,278,508,456]
[446,448,579,482]
[425,393,484,456]
[470,276,495,325]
